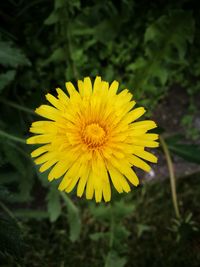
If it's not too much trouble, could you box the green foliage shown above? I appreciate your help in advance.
[166,136,200,164]
[61,192,81,242]
[89,200,136,266]
[0,71,16,92]
[0,40,30,68]
[105,251,126,267]
[129,10,195,108]
[0,0,200,266]
[169,213,199,242]
[0,39,30,92]
[46,183,62,222]
[0,216,23,259]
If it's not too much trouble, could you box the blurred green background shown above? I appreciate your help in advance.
[0,0,200,266]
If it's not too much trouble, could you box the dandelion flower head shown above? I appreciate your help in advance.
[27,76,158,202]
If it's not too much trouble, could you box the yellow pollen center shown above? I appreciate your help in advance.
[83,123,106,147]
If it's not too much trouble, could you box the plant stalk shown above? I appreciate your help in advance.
[0,201,21,228]
[0,129,26,144]
[0,98,35,115]
[160,135,181,219]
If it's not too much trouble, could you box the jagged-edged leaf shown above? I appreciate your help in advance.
[0,171,19,185]
[61,192,81,242]
[105,251,126,267]
[42,47,65,66]
[90,200,135,222]
[44,12,59,25]
[0,70,16,92]
[35,165,49,187]
[144,10,195,61]
[89,203,111,221]
[131,10,195,104]
[0,186,12,202]
[90,232,109,241]
[0,40,30,67]
[0,216,23,258]
[113,201,136,218]
[46,183,61,222]
[17,164,34,202]
[136,223,153,238]
[55,0,66,9]
[3,144,26,177]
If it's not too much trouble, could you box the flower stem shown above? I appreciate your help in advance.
[160,135,180,218]
[0,201,22,228]
[109,208,114,248]
[0,98,35,115]
[0,129,26,144]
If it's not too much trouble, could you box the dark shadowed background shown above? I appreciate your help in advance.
[0,0,200,266]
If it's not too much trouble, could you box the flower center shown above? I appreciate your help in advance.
[83,123,106,148]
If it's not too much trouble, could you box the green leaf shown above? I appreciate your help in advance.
[0,217,23,258]
[43,47,65,65]
[0,40,31,68]
[3,143,26,176]
[105,251,126,267]
[44,12,59,25]
[167,143,200,164]
[131,10,195,106]
[14,210,49,220]
[61,192,81,242]
[90,232,109,241]
[89,203,111,221]
[18,164,34,202]
[35,165,49,187]
[144,11,195,61]
[136,223,153,238]
[55,0,66,9]
[0,171,19,185]
[0,70,16,92]
[46,183,61,222]
[113,201,136,219]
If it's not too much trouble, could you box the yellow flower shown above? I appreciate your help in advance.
[27,76,158,202]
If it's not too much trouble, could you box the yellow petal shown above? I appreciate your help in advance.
[86,171,94,200]
[34,152,57,165]
[45,93,62,110]
[77,80,84,97]
[130,120,157,131]
[140,133,159,141]
[30,121,57,134]
[31,144,50,158]
[133,148,158,163]
[123,107,146,124]
[108,80,119,96]
[65,82,79,97]
[128,155,151,172]
[48,160,72,181]
[39,159,57,172]
[77,163,90,197]
[102,179,111,202]
[35,105,61,121]
[107,164,123,193]
[109,157,139,186]
[58,160,81,191]
[131,139,159,147]
[26,134,53,144]
[83,77,92,97]
[107,163,131,193]
[56,88,69,104]
[65,175,80,193]
[93,76,102,94]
